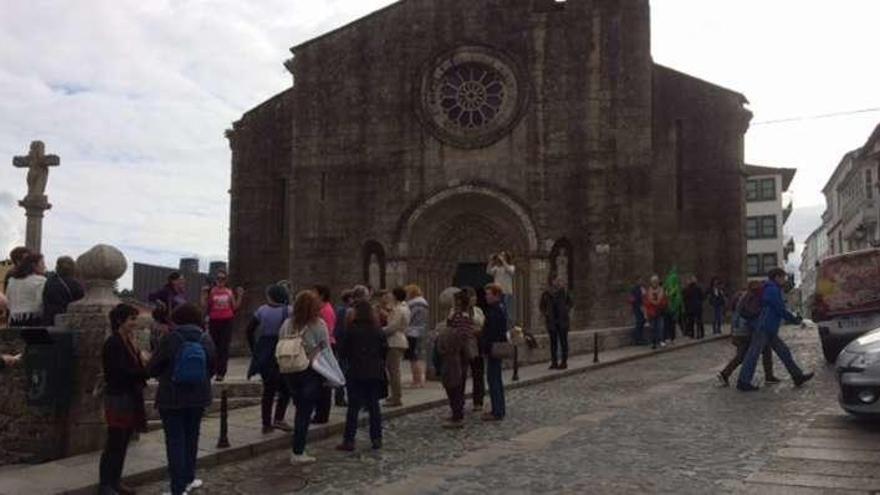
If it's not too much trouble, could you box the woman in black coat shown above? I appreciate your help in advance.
[42,256,84,325]
[99,304,149,495]
[336,300,387,451]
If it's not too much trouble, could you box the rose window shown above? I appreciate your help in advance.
[419,46,528,149]
[438,64,505,129]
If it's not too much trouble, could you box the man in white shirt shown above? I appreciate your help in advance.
[486,252,516,327]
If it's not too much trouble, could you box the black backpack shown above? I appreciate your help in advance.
[737,291,762,320]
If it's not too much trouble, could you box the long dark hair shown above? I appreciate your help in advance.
[10,253,43,279]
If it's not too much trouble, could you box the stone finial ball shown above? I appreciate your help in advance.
[438,286,461,312]
[76,244,127,282]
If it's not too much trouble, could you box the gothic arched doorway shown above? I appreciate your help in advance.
[396,185,540,329]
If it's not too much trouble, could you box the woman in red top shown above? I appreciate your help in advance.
[312,285,338,424]
[644,275,667,350]
[202,269,243,381]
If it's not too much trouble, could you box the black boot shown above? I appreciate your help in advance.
[793,372,815,387]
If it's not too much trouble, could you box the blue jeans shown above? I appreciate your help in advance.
[284,369,322,455]
[650,316,664,347]
[632,308,646,344]
[159,407,204,495]
[502,294,515,328]
[737,329,803,386]
[713,306,724,334]
[486,356,506,419]
[343,379,383,442]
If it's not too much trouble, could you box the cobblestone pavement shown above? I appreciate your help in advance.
[138,326,848,494]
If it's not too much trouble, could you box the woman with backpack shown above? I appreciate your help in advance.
[245,284,292,433]
[278,290,331,464]
[717,282,777,386]
[438,291,478,428]
[148,303,216,495]
[336,300,387,451]
[99,304,148,495]
[42,255,84,325]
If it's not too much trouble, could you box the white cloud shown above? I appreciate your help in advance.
[0,0,395,287]
[1,0,875,287]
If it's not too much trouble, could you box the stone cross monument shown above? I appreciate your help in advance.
[13,141,60,253]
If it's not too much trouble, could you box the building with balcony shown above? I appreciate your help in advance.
[798,122,880,310]
[800,224,828,309]
[744,164,797,281]
[821,124,880,259]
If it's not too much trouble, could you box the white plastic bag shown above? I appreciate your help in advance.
[311,349,346,388]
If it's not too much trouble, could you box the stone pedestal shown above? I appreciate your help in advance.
[58,244,127,457]
[18,195,51,253]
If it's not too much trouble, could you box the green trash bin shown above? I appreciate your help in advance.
[21,327,75,411]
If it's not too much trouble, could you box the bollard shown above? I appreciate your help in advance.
[217,389,230,449]
[512,345,520,381]
[593,332,599,363]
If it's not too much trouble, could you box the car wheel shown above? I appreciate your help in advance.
[821,337,842,363]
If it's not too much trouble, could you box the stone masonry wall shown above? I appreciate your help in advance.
[228,0,748,334]
[0,329,63,464]
[282,0,654,328]
[228,89,293,352]
[651,65,750,291]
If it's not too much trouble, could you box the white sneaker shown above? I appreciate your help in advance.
[187,479,203,491]
[660,341,668,347]
[290,453,316,464]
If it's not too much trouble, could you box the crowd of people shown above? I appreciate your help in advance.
[92,269,520,494]
[0,246,85,328]
[0,243,816,493]
[630,268,813,392]
[630,273,729,349]
[0,246,85,369]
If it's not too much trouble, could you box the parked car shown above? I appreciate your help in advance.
[811,249,880,363]
[835,327,880,417]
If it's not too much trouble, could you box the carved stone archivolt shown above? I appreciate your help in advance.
[419,45,529,149]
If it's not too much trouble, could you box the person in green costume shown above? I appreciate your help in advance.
[663,268,684,344]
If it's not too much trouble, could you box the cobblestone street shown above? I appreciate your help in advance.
[138,327,857,494]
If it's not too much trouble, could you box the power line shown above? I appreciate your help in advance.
[752,107,880,125]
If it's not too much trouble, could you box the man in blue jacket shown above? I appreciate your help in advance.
[737,268,813,391]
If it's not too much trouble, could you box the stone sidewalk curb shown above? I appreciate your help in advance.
[54,334,727,495]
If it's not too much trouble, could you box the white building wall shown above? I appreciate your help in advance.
[746,172,786,281]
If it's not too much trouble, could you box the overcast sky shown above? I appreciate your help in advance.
[1,0,878,288]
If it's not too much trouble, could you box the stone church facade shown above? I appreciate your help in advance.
[227,0,751,332]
